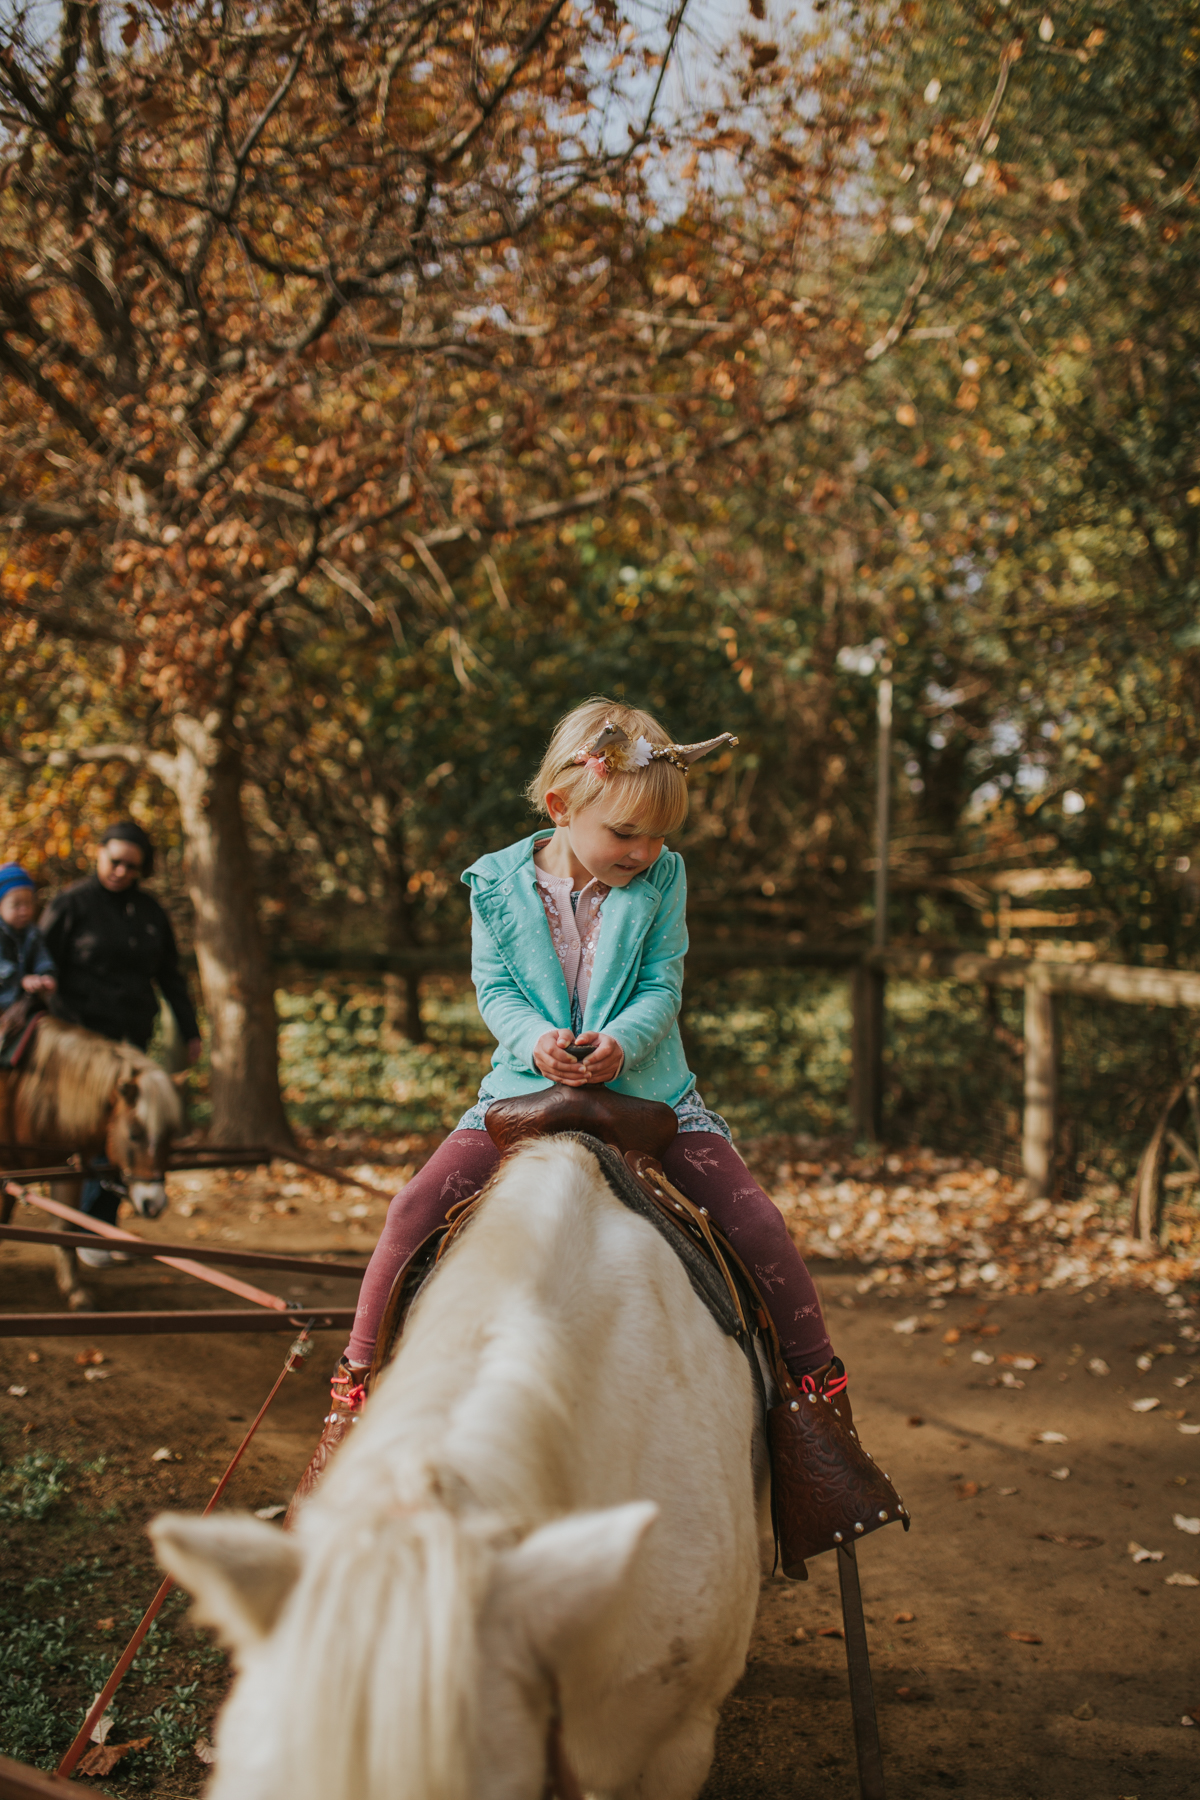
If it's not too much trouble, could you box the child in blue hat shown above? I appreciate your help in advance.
[0,864,57,1018]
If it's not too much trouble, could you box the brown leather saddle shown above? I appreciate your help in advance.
[369,1082,908,1578]
[0,999,43,1072]
[483,1082,680,1159]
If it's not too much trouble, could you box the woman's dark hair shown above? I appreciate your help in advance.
[99,820,154,878]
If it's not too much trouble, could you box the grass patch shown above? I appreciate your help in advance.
[0,1452,72,1523]
[0,1446,228,1792]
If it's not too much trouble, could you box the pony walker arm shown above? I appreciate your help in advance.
[566,722,738,781]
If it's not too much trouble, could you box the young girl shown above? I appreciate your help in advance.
[290,699,840,1503]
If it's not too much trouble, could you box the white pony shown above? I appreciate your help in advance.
[153,1135,769,1800]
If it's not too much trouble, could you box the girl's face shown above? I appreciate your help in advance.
[545,792,665,888]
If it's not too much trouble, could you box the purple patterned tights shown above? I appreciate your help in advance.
[346,1128,832,1376]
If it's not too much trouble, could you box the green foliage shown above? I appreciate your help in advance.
[276,980,491,1132]
[134,1683,202,1771]
[0,1453,70,1523]
[0,1561,117,1767]
[0,1558,219,1778]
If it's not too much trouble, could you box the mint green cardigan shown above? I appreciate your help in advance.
[462,831,695,1108]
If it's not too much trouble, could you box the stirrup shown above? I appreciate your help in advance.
[283,1357,368,1527]
[768,1357,909,1579]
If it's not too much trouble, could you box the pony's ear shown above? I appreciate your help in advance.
[492,1501,657,1665]
[118,1076,139,1105]
[150,1513,301,1659]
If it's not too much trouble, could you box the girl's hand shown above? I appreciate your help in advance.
[22,974,55,993]
[533,1029,589,1084]
[570,1033,624,1085]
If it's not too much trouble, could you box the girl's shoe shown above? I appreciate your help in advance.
[283,1357,368,1527]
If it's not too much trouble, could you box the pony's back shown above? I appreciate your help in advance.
[155,1136,765,1800]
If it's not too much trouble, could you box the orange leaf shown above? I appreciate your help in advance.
[77,1739,152,1777]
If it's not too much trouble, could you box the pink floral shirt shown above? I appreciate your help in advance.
[533,866,609,1028]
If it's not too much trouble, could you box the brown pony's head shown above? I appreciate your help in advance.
[106,1063,186,1218]
[16,1019,186,1215]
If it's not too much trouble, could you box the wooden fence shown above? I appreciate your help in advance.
[273,941,1200,1220]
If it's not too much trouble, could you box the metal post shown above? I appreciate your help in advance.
[851,965,884,1141]
[1022,967,1057,1196]
[838,1542,887,1800]
[874,663,892,956]
[852,660,891,1142]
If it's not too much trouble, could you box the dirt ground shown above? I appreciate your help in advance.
[1,1154,1198,1800]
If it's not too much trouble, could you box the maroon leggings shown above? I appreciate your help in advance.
[346,1129,832,1375]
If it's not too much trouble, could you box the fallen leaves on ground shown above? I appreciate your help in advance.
[744,1139,1200,1295]
[77,1739,152,1777]
[1037,1532,1104,1549]
[1173,1513,1200,1534]
[1005,1630,1043,1644]
[1128,1542,1165,1563]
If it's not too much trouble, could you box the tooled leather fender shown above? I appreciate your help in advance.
[485,1085,679,1159]
[768,1377,910,1578]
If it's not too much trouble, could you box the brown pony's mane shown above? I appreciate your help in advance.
[20,1017,183,1144]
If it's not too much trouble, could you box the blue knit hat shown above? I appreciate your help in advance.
[0,864,35,903]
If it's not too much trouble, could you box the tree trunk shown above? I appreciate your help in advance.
[382,815,427,1045]
[167,716,293,1147]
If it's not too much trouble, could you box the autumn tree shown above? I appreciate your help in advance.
[1,0,1037,1143]
[0,0,724,1140]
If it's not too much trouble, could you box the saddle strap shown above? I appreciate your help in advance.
[623,1154,748,1336]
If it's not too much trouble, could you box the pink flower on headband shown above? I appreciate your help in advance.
[582,755,609,779]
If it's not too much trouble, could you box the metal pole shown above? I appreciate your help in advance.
[838,1542,887,1800]
[853,659,892,1142]
[874,661,893,952]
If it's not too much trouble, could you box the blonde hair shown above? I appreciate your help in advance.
[526,698,689,836]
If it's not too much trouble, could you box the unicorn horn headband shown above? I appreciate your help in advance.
[565,720,738,780]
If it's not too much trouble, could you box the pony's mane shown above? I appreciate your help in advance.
[21,1016,182,1143]
[264,1505,487,1800]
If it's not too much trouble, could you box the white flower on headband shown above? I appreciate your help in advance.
[632,736,654,767]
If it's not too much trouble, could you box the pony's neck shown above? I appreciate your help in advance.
[334,1157,605,1528]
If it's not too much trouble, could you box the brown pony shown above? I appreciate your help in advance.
[0,1016,185,1308]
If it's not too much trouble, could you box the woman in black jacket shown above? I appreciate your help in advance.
[41,822,201,1258]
